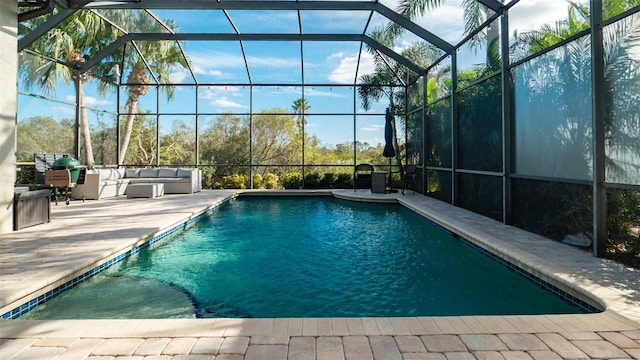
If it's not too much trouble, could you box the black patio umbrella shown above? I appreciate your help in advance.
[382,107,396,190]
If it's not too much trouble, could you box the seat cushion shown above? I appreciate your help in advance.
[158,168,178,178]
[139,168,159,178]
[125,168,140,178]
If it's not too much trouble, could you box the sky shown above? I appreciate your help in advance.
[18,0,578,149]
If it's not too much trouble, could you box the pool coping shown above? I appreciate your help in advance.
[1,189,638,324]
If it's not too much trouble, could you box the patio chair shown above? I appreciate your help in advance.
[354,163,374,190]
[401,165,417,195]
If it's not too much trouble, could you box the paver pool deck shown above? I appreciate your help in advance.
[1,189,639,359]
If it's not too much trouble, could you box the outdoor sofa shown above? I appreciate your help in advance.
[72,168,202,200]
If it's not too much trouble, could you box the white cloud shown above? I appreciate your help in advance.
[200,86,244,100]
[211,97,246,109]
[192,66,225,77]
[51,106,75,116]
[190,52,245,69]
[64,95,112,107]
[361,124,384,132]
[169,67,190,83]
[413,4,466,44]
[409,1,575,47]
[186,51,245,79]
[246,56,299,68]
[509,1,577,35]
[329,51,375,84]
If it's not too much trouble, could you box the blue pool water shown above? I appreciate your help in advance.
[24,196,584,319]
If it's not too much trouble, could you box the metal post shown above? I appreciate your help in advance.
[156,85,160,167]
[422,74,428,194]
[451,53,458,205]
[74,73,81,161]
[591,0,606,257]
[195,86,199,169]
[249,84,253,188]
[116,84,121,167]
[501,10,512,224]
[405,84,409,166]
[353,85,357,191]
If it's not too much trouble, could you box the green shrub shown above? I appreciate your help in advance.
[334,173,353,189]
[282,172,302,189]
[304,172,321,189]
[253,174,263,189]
[200,167,218,189]
[319,173,336,189]
[264,173,278,189]
[222,174,248,189]
[16,164,36,185]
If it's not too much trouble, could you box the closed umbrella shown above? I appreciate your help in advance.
[382,108,396,191]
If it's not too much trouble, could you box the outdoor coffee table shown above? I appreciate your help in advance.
[126,183,164,198]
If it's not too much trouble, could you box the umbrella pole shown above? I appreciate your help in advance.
[388,157,392,192]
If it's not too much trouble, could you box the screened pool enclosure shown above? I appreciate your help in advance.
[16,0,640,264]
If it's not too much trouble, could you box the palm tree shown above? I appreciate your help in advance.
[388,0,505,54]
[358,31,441,169]
[359,31,440,115]
[291,98,310,129]
[515,1,640,183]
[112,12,187,165]
[19,10,117,168]
[513,1,640,57]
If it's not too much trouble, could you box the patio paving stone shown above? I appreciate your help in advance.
[287,336,315,360]
[162,337,197,355]
[535,333,589,359]
[395,335,427,353]
[459,335,509,351]
[498,334,549,351]
[571,339,630,358]
[369,336,402,360]
[244,344,288,360]
[316,336,345,360]
[342,336,373,360]
[421,335,468,352]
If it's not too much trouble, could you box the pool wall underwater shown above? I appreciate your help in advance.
[2,192,603,320]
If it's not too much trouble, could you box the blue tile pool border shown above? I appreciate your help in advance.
[3,193,601,319]
[2,199,230,320]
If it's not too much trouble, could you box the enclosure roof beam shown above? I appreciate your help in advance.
[18,9,76,51]
[363,35,425,74]
[373,3,453,53]
[80,32,425,78]
[67,0,378,11]
[80,33,366,73]
[64,0,453,54]
[475,0,504,12]
[145,9,198,84]
[80,34,129,72]
[18,0,96,51]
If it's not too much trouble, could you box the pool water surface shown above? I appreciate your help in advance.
[24,196,584,319]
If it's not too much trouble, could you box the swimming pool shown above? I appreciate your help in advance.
[23,196,588,319]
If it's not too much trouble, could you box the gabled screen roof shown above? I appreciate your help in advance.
[18,0,519,87]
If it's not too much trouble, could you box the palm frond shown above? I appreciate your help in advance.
[462,0,485,50]
[385,0,445,41]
